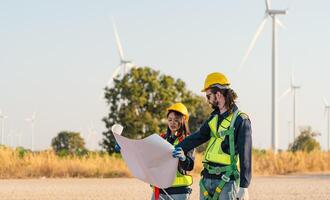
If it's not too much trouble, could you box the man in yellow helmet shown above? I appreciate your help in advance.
[174,72,252,200]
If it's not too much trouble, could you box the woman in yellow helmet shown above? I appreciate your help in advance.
[151,103,195,200]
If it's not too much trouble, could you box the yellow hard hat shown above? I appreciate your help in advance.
[201,72,230,92]
[167,103,189,121]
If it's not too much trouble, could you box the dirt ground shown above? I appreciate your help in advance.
[0,173,329,200]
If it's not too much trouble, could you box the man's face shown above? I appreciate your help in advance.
[205,89,218,109]
[206,88,227,111]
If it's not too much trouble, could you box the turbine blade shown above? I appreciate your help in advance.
[111,65,122,79]
[102,65,122,99]
[276,18,286,29]
[279,87,291,101]
[239,16,268,69]
[112,18,125,61]
[107,65,121,86]
[265,0,270,10]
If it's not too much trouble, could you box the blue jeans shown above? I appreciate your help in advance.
[200,178,238,200]
[151,193,190,200]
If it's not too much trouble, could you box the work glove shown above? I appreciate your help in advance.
[114,143,121,153]
[172,147,186,161]
[236,187,249,200]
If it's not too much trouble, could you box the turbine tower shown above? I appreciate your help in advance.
[25,112,36,151]
[0,110,8,145]
[324,98,330,151]
[106,18,135,87]
[240,0,287,152]
[280,72,300,142]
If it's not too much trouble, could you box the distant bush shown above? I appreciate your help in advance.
[252,148,267,156]
[289,126,321,153]
[51,131,87,157]
[15,146,28,158]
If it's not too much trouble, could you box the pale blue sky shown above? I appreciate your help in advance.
[1,0,330,150]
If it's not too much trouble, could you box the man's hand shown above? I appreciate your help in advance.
[236,187,248,200]
[172,147,186,161]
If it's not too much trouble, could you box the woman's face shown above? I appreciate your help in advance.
[167,112,181,133]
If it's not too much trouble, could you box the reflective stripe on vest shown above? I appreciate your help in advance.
[171,171,193,187]
[203,111,240,165]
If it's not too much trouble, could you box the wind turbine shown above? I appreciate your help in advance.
[25,112,36,151]
[323,98,330,151]
[279,72,300,142]
[106,18,135,87]
[0,110,8,145]
[286,120,292,146]
[240,0,287,152]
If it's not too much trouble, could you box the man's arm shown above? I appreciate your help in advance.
[176,121,211,152]
[236,115,252,188]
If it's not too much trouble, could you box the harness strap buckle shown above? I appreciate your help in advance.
[221,174,230,182]
[214,167,221,175]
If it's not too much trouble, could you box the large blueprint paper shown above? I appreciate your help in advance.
[113,133,178,188]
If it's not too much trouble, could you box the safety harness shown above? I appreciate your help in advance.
[200,109,240,200]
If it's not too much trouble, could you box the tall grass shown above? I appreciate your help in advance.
[0,146,130,178]
[252,150,330,175]
[0,146,329,178]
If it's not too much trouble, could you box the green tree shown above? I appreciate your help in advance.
[289,126,321,152]
[51,131,87,156]
[102,66,211,153]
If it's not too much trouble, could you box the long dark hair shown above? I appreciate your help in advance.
[166,110,190,138]
[211,87,238,112]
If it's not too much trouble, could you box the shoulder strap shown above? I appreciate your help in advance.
[229,109,240,129]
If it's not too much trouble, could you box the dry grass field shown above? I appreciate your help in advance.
[1,147,329,178]
[0,174,329,200]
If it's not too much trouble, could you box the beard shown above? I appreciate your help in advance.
[210,100,219,110]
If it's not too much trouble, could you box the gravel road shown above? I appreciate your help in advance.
[0,174,329,200]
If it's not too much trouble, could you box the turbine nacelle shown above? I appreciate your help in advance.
[120,59,133,65]
[267,9,287,16]
[265,0,288,16]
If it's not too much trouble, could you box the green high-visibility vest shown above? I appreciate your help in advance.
[169,136,193,187]
[203,111,241,165]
